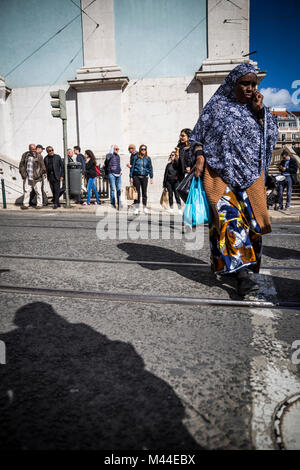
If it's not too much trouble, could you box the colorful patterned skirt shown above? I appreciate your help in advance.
[209,186,262,274]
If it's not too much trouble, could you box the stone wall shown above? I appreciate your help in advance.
[1,75,202,204]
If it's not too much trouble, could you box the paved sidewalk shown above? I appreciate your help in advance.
[1,200,300,222]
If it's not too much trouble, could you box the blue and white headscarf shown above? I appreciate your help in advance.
[189,63,278,189]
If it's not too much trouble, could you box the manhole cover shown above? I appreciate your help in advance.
[273,394,300,450]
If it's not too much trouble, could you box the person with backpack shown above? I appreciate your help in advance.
[104,145,122,210]
[82,150,101,206]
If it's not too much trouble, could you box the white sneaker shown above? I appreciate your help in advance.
[143,207,148,214]
[134,207,139,215]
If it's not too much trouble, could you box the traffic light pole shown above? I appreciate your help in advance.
[50,89,70,208]
[62,118,70,208]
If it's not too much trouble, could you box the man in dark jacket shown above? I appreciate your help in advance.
[277,150,298,210]
[74,145,86,202]
[105,145,122,209]
[59,148,75,200]
[19,144,46,210]
[126,144,138,169]
[74,146,86,172]
[44,146,64,209]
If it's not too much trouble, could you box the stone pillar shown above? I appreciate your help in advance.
[195,0,265,109]
[68,0,128,157]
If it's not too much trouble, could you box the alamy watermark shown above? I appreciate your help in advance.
[0,340,6,365]
[291,80,300,105]
[291,340,300,365]
[95,209,205,251]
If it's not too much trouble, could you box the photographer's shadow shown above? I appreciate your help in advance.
[0,302,202,450]
[118,243,239,299]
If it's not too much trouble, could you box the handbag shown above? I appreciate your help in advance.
[95,165,100,177]
[126,184,138,200]
[176,170,195,203]
[160,188,169,209]
[182,176,211,226]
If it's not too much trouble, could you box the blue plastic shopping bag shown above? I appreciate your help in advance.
[182,176,211,226]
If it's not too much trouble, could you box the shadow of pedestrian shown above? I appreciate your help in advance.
[263,245,300,260]
[0,301,202,450]
[117,242,239,299]
[270,275,300,302]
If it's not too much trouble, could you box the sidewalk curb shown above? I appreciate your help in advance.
[269,215,300,223]
[1,204,300,222]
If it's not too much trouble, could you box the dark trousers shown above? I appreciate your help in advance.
[165,179,181,208]
[278,175,293,208]
[133,175,148,207]
[49,177,61,206]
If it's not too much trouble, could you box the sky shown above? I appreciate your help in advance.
[250,0,300,110]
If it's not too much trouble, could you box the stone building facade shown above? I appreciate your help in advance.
[0,0,264,203]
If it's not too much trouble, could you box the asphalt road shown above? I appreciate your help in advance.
[0,212,299,450]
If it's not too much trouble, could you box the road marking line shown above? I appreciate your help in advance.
[249,270,300,449]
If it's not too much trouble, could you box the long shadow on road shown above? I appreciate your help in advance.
[263,245,300,260]
[0,302,202,450]
[118,242,239,299]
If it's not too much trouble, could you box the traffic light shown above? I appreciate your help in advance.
[50,89,67,120]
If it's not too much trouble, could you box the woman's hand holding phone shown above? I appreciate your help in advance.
[251,89,264,111]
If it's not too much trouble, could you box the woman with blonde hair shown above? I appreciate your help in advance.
[130,144,153,215]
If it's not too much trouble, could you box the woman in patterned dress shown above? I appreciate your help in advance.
[189,63,278,296]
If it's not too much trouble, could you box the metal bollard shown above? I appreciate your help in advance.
[1,179,7,209]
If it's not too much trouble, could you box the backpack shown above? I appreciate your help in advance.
[104,154,111,176]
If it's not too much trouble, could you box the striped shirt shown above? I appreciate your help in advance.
[27,156,34,181]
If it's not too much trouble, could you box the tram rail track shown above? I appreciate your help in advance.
[0,284,299,309]
[1,221,300,237]
[1,218,299,309]
[0,253,299,271]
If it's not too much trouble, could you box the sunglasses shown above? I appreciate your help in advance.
[141,148,147,151]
